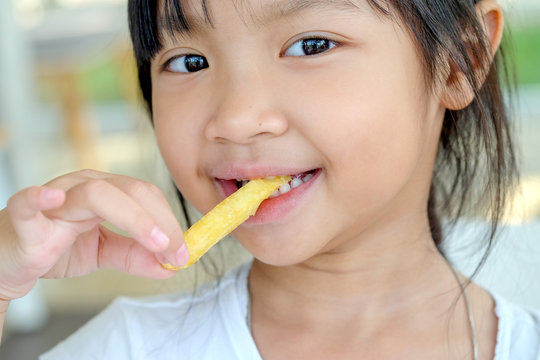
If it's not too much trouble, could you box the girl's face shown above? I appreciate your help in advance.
[151,0,446,266]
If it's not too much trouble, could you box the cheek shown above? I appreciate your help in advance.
[334,74,434,211]
[153,96,191,165]
[289,56,430,213]
[327,109,425,216]
[152,92,210,208]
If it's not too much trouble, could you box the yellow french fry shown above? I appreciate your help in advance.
[162,176,291,270]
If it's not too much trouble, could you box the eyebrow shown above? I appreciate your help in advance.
[159,0,365,38]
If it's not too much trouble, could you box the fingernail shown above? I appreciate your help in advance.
[150,227,170,249]
[175,243,190,267]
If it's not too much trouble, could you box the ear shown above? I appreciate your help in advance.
[440,0,504,110]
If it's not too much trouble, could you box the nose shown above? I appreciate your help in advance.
[204,76,288,145]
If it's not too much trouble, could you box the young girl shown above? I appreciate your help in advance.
[1,0,539,358]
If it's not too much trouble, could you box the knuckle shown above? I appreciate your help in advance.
[82,179,110,200]
[75,169,101,178]
[146,183,166,200]
[64,169,104,184]
[126,180,152,199]
[46,169,106,192]
[134,181,169,207]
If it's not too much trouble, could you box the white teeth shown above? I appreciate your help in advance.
[302,173,313,182]
[257,171,316,198]
[278,183,291,195]
[290,177,303,189]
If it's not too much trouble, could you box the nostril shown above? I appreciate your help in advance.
[205,106,289,145]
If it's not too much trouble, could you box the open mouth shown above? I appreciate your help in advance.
[215,168,322,223]
[218,169,320,198]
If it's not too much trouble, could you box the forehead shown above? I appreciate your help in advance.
[158,0,377,34]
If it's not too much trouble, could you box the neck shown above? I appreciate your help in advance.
[246,207,496,359]
[248,218,461,335]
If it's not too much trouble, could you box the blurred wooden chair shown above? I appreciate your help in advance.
[29,4,133,170]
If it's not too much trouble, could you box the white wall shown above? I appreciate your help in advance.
[447,220,540,310]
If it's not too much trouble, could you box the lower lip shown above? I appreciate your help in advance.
[216,169,322,225]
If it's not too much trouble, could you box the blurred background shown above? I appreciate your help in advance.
[0,0,539,358]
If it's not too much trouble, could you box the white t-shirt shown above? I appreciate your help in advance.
[41,263,540,359]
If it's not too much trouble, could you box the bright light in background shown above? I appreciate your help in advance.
[14,0,44,28]
[15,0,42,11]
[14,0,124,28]
[501,0,540,16]
[56,0,125,6]
[17,0,124,6]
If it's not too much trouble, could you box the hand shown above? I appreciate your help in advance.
[0,169,188,303]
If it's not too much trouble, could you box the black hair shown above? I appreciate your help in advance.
[127,0,518,277]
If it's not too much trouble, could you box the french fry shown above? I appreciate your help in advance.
[161,176,291,270]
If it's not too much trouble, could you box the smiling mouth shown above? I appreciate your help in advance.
[228,169,319,198]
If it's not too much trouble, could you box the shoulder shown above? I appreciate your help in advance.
[493,293,540,360]
[40,262,257,360]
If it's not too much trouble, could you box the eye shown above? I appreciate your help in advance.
[283,38,337,57]
[165,54,209,73]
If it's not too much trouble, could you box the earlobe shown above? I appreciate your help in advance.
[440,72,475,111]
[440,0,504,111]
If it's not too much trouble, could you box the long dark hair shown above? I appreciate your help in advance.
[127,0,518,276]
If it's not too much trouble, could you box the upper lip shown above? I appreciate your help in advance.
[210,163,318,180]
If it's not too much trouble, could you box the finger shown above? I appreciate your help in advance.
[46,171,189,267]
[3,187,68,284]
[7,186,66,222]
[96,227,177,279]
[43,169,111,191]
[48,179,188,267]
[107,176,187,261]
